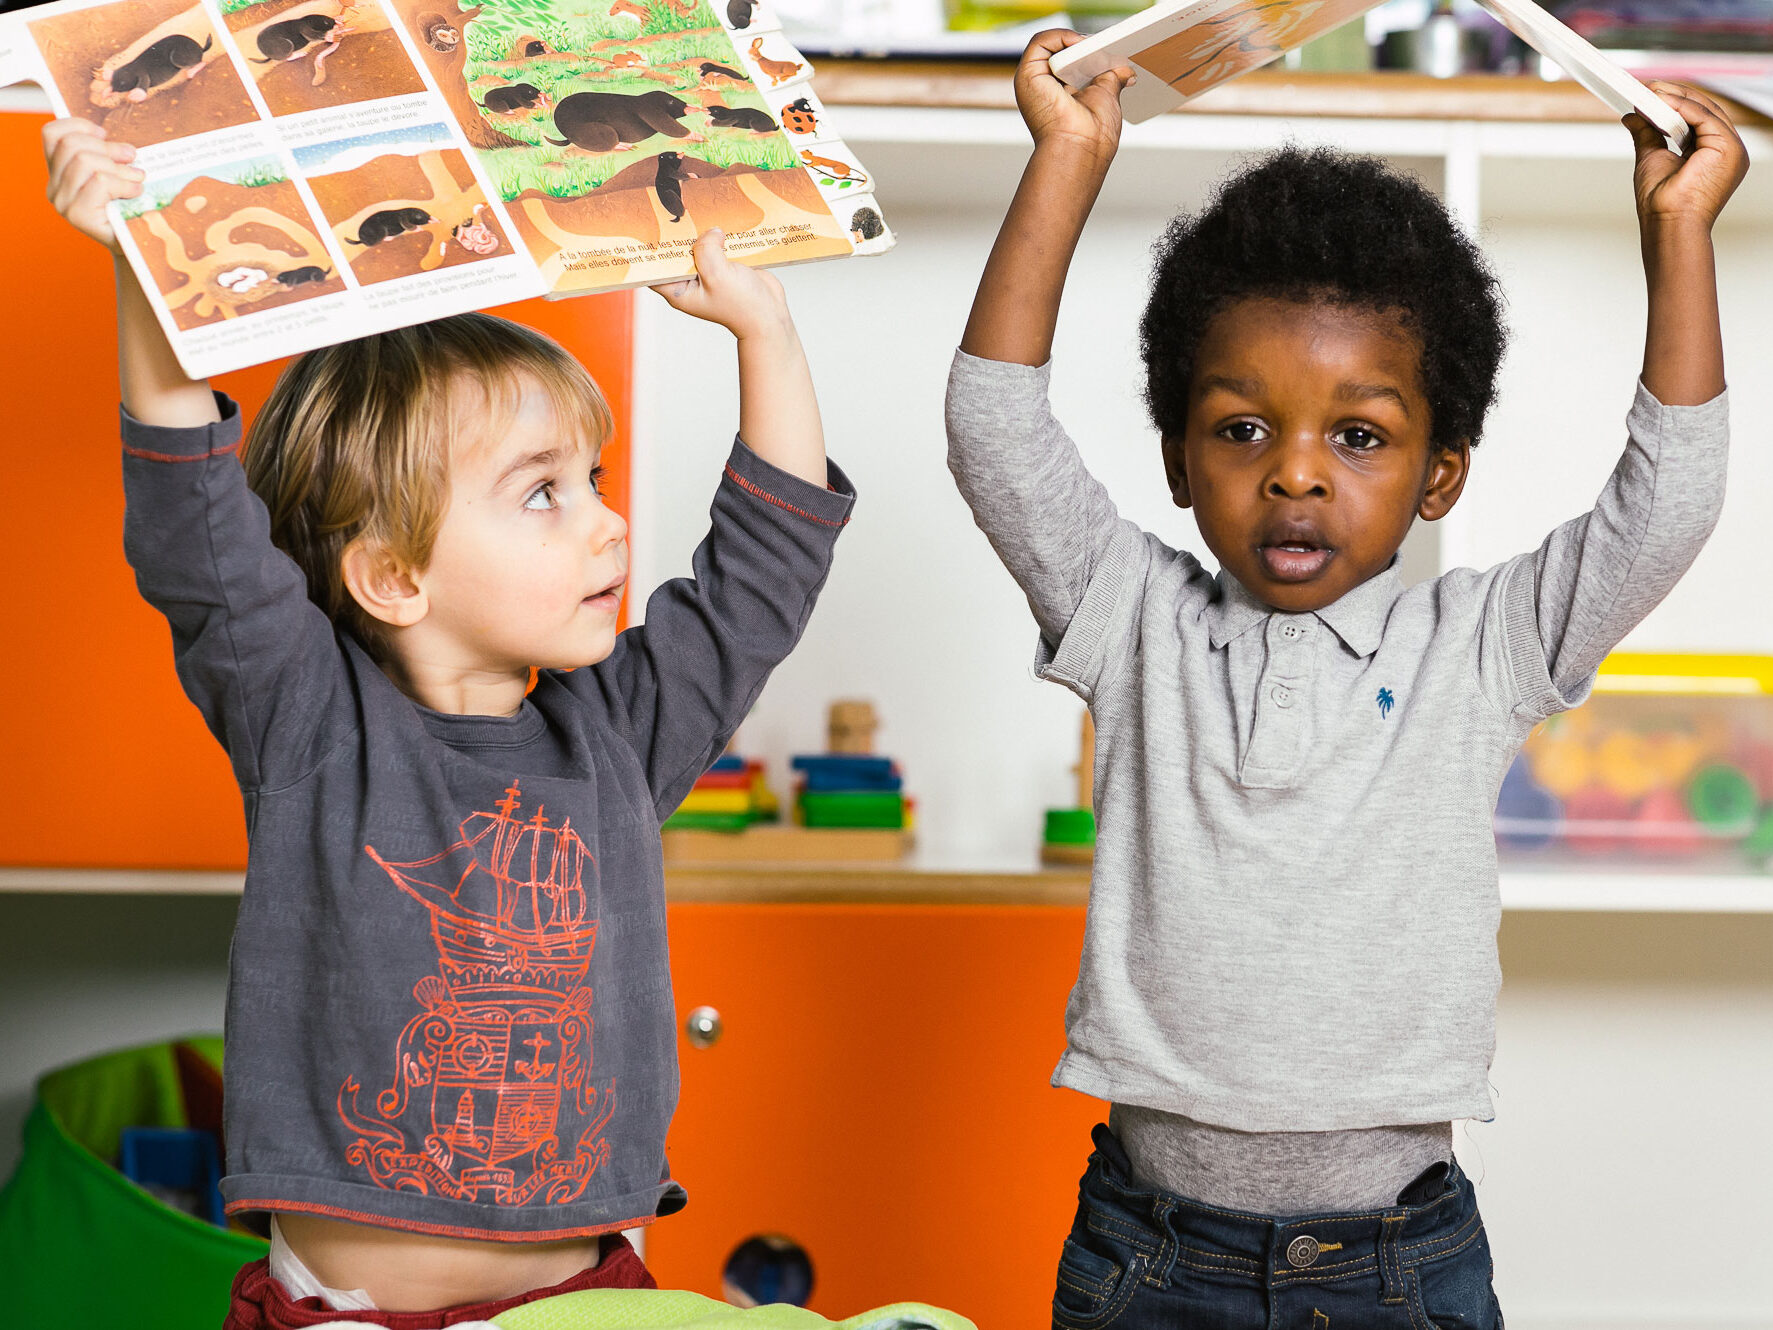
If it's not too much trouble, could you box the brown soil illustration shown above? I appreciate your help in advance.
[384,0,525,150]
[307,148,510,285]
[125,177,344,331]
[227,0,423,115]
[513,160,846,292]
[30,0,257,148]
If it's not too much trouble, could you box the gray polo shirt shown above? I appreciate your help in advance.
[946,350,1728,1194]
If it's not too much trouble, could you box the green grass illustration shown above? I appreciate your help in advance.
[459,0,797,202]
[121,159,289,219]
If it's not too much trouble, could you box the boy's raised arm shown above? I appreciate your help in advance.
[961,32,1133,367]
[1630,82,1748,407]
[1519,86,1747,703]
[43,119,219,428]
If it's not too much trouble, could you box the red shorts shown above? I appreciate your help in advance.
[222,1233,657,1329]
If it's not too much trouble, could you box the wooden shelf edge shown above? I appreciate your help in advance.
[3,864,1769,911]
[811,62,1772,127]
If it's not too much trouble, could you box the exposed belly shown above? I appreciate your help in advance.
[276,1212,602,1311]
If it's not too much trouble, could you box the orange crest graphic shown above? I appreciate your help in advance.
[339,782,615,1206]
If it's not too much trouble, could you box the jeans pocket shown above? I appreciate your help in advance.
[1407,1228,1501,1330]
[1052,1235,1141,1330]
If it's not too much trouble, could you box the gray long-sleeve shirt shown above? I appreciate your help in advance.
[946,349,1728,1204]
[121,396,852,1240]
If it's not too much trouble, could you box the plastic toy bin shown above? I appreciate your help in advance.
[1496,653,1773,870]
[0,1037,266,1330]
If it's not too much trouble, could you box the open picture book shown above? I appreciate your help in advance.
[0,0,891,378]
[1050,0,1691,146]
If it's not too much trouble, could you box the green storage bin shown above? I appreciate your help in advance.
[0,1037,266,1329]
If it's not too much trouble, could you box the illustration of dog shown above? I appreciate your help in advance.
[748,37,802,85]
[481,82,550,113]
[107,34,211,100]
[705,104,776,134]
[546,90,699,152]
[779,96,817,135]
[347,208,433,246]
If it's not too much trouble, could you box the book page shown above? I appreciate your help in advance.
[383,0,874,292]
[0,0,889,375]
[1053,0,1385,123]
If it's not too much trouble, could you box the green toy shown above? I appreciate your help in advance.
[493,1289,976,1330]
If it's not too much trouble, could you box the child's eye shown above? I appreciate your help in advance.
[523,481,558,511]
[1221,420,1268,444]
[1335,426,1382,451]
[589,464,607,496]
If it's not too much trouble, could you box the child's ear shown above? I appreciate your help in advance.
[1418,438,1471,522]
[1161,435,1193,509]
[341,538,428,628]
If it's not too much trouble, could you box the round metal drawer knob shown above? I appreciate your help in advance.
[684,1005,723,1049]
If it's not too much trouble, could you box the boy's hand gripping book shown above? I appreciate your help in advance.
[0,0,892,378]
[1049,0,1690,147]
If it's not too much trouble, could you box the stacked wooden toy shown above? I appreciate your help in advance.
[663,754,779,833]
[790,754,907,829]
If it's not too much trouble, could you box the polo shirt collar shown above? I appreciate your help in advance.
[1204,558,1405,657]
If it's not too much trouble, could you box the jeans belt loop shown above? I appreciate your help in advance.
[1378,1212,1408,1305]
[1143,1196,1178,1288]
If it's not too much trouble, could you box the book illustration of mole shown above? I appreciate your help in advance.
[481,81,550,113]
[653,150,688,222]
[347,206,434,245]
[697,60,746,85]
[545,90,702,153]
[725,0,754,26]
[105,33,210,100]
[117,161,340,329]
[250,14,338,62]
[276,265,334,285]
[705,103,776,134]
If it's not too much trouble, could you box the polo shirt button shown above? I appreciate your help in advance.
[1281,623,1303,640]
[1286,1235,1320,1268]
[1270,684,1293,708]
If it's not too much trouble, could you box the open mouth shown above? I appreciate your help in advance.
[1257,531,1334,582]
[582,574,626,608]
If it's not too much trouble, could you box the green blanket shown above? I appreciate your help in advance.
[493,1290,976,1330]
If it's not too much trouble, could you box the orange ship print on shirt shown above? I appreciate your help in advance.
[338,781,616,1206]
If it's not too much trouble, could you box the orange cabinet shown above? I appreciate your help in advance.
[655,902,1102,1330]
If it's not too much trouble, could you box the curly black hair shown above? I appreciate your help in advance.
[1140,146,1507,452]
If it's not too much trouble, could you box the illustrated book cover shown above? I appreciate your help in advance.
[0,0,892,378]
[1049,0,1690,145]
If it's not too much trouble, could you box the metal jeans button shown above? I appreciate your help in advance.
[1286,1235,1320,1268]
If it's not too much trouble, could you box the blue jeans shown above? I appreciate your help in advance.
[1053,1124,1503,1330]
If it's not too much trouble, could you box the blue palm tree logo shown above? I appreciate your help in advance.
[1376,687,1396,718]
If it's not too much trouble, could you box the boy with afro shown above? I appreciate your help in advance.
[946,33,1748,1329]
